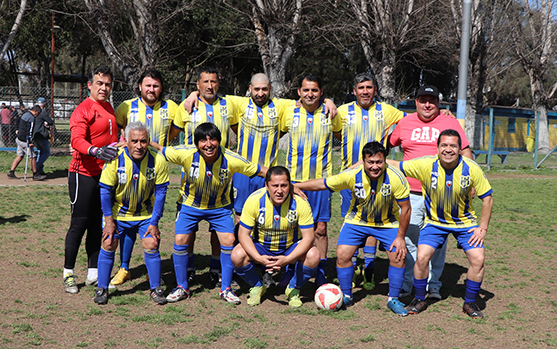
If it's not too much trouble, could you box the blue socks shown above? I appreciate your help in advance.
[414,277,428,300]
[337,266,354,298]
[387,265,405,298]
[173,243,189,289]
[315,259,328,286]
[464,279,482,303]
[220,246,234,291]
[363,245,376,270]
[97,248,115,289]
[144,248,161,289]
[235,262,263,287]
[289,262,317,290]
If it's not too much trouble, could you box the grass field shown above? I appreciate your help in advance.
[0,152,556,348]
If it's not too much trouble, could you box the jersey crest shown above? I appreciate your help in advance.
[219,168,230,181]
[286,210,298,223]
[146,167,156,181]
[459,175,471,189]
[380,183,392,196]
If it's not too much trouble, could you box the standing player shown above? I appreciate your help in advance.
[280,74,342,286]
[168,67,239,288]
[7,105,45,180]
[95,122,169,305]
[63,65,119,294]
[150,122,267,304]
[110,68,178,288]
[333,73,406,289]
[389,85,473,299]
[397,129,492,319]
[232,166,319,307]
[295,142,411,315]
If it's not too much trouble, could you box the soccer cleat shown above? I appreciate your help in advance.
[64,273,78,294]
[427,287,442,300]
[387,298,409,316]
[209,271,222,289]
[220,287,241,304]
[7,170,17,179]
[94,287,108,305]
[247,286,267,306]
[406,298,428,314]
[187,270,195,284]
[166,286,190,303]
[285,287,302,308]
[150,287,167,305]
[463,302,484,319]
[110,268,131,286]
[262,272,276,288]
[85,277,98,287]
[362,266,375,291]
[342,295,354,308]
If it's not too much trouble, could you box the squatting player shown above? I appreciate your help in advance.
[231,166,319,308]
[296,142,411,316]
[95,122,169,305]
[151,122,267,304]
[111,68,178,288]
[280,73,342,286]
[397,129,493,319]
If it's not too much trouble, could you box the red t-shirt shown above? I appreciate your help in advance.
[390,112,470,192]
[1,108,11,124]
[69,98,118,177]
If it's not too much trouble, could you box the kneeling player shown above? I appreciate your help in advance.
[95,122,169,305]
[296,142,411,315]
[231,166,320,307]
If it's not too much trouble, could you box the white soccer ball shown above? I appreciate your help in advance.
[314,283,343,311]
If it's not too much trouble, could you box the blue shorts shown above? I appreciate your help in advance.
[299,187,331,223]
[175,204,235,235]
[337,223,399,252]
[110,219,152,240]
[233,173,265,213]
[253,240,300,257]
[419,224,482,252]
[340,189,352,218]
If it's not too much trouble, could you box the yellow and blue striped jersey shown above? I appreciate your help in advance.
[324,164,410,227]
[174,96,239,148]
[99,147,169,221]
[115,98,178,146]
[337,101,404,170]
[239,188,314,252]
[400,155,493,228]
[227,95,294,166]
[280,104,342,181]
[163,145,260,209]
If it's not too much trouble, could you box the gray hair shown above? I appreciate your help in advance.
[353,72,377,90]
[124,121,150,140]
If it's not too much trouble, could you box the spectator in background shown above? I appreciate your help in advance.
[34,98,54,176]
[7,105,46,180]
[1,103,11,145]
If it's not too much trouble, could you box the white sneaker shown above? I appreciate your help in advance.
[220,288,241,304]
[85,277,98,286]
[166,287,190,303]
[427,287,442,300]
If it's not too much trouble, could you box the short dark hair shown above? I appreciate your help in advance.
[437,129,462,148]
[30,105,42,114]
[136,68,165,97]
[353,72,377,90]
[197,67,220,82]
[265,166,294,197]
[194,122,221,146]
[89,65,113,83]
[299,73,322,89]
[362,141,388,159]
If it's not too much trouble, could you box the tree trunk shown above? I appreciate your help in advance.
[0,0,27,63]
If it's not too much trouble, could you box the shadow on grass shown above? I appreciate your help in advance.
[0,214,29,225]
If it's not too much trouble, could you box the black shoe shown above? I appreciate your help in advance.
[262,271,276,287]
[406,298,427,314]
[150,287,167,305]
[94,287,108,305]
[209,271,221,289]
[33,173,46,181]
[7,171,17,179]
[187,270,195,284]
[463,302,484,319]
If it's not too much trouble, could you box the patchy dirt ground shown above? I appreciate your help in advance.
[0,172,556,348]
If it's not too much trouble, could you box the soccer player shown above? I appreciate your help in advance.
[63,65,119,294]
[397,129,493,319]
[280,73,342,286]
[232,166,319,307]
[94,122,169,305]
[111,68,178,288]
[168,67,239,288]
[333,73,406,290]
[150,122,266,304]
[296,141,411,315]
[389,85,473,299]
